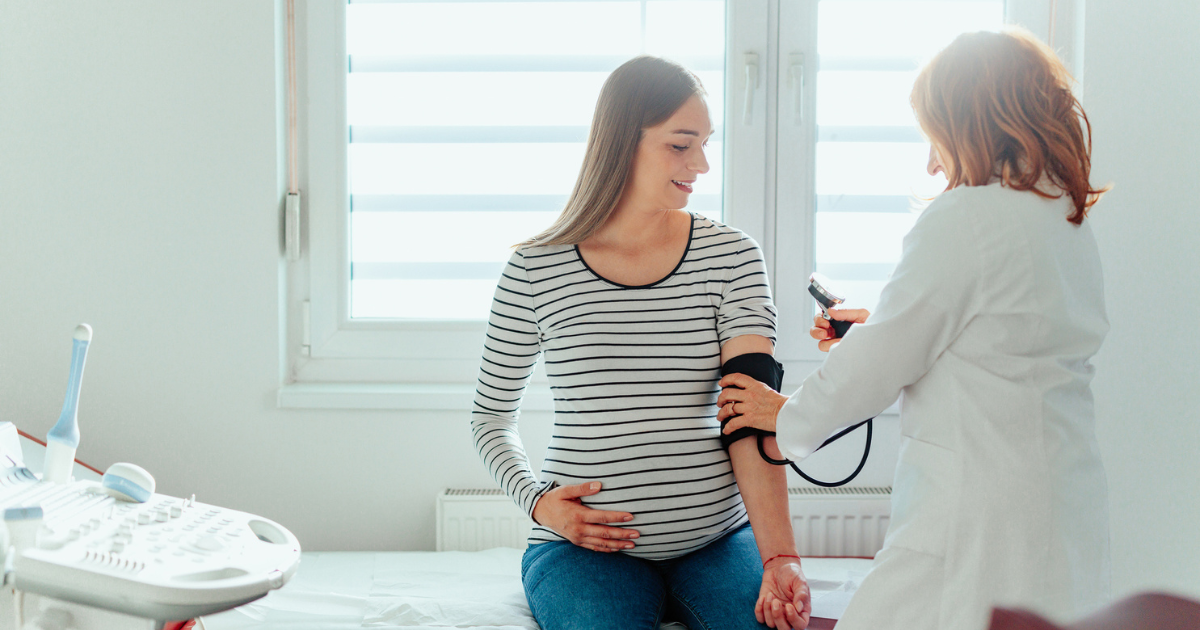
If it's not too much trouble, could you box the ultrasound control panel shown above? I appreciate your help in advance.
[0,425,301,625]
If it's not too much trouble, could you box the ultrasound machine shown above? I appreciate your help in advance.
[0,325,301,630]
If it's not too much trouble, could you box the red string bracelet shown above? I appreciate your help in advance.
[763,554,801,568]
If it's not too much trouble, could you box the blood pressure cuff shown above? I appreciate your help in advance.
[718,353,784,449]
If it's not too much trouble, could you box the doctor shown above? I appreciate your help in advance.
[717,28,1112,630]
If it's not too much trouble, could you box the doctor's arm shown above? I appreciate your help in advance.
[727,194,984,461]
[717,307,869,427]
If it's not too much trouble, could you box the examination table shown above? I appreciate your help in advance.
[201,547,870,629]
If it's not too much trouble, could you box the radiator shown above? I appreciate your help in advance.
[436,488,531,552]
[437,486,892,557]
[788,486,891,557]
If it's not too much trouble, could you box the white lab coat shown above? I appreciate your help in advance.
[777,183,1111,630]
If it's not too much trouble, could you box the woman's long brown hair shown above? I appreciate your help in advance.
[911,27,1110,224]
[518,56,705,247]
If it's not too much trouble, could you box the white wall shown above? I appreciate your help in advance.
[1083,0,1200,600]
[0,0,491,552]
[0,0,1196,603]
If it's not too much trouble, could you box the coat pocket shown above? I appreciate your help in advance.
[883,436,961,558]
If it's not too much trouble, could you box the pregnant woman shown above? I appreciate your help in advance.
[470,56,811,630]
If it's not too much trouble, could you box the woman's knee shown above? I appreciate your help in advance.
[522,543,666,630]
[661,525,764,629]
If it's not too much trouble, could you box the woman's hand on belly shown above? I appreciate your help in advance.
[531,481,641,552]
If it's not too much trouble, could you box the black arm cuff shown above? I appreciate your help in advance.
[719,424,770,448]
[718,353,784,449]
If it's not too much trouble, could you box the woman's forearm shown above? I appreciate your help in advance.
[729,435,797,563]
[719,335,796,563]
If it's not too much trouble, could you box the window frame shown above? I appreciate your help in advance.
[771,0,1073,365]
[281,0,1078,408]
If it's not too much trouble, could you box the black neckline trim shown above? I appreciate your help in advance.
[575,213,697,289]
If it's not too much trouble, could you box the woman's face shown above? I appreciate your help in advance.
[625,94,712,211]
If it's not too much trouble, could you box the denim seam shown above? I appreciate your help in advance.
[650,591,668,630]
[667,588,711,630]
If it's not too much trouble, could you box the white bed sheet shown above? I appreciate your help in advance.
[202,549,871,630]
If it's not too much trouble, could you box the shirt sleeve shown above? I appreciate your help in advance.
[717,235,779,344]
[470,250,556,518]
[776,191,984,460]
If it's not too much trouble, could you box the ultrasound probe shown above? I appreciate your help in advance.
[44,324,91,484]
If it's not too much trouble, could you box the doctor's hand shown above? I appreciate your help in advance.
[758,557,812,629]
[812,308,870,352]
[531,481,639,553]
[718,373,789,434]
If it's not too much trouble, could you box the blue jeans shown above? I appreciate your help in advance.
[521,523,764,630]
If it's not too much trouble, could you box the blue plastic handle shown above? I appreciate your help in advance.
[47,338,89,448]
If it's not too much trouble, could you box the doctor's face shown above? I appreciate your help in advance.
[927,145,946,177]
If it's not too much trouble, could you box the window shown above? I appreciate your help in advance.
[344,1,727,320]
[774,0,1009,360]
[285,0,1074,407]
[813,1,1003,313]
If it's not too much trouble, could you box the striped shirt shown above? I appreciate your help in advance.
[470,214,778,560]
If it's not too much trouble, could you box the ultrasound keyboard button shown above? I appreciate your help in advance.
[194,535,227,552]
[38,535,68,551]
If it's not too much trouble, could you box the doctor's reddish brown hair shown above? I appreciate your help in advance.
[911,28,1110,224]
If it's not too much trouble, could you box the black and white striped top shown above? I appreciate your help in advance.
[470,214,777,560]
